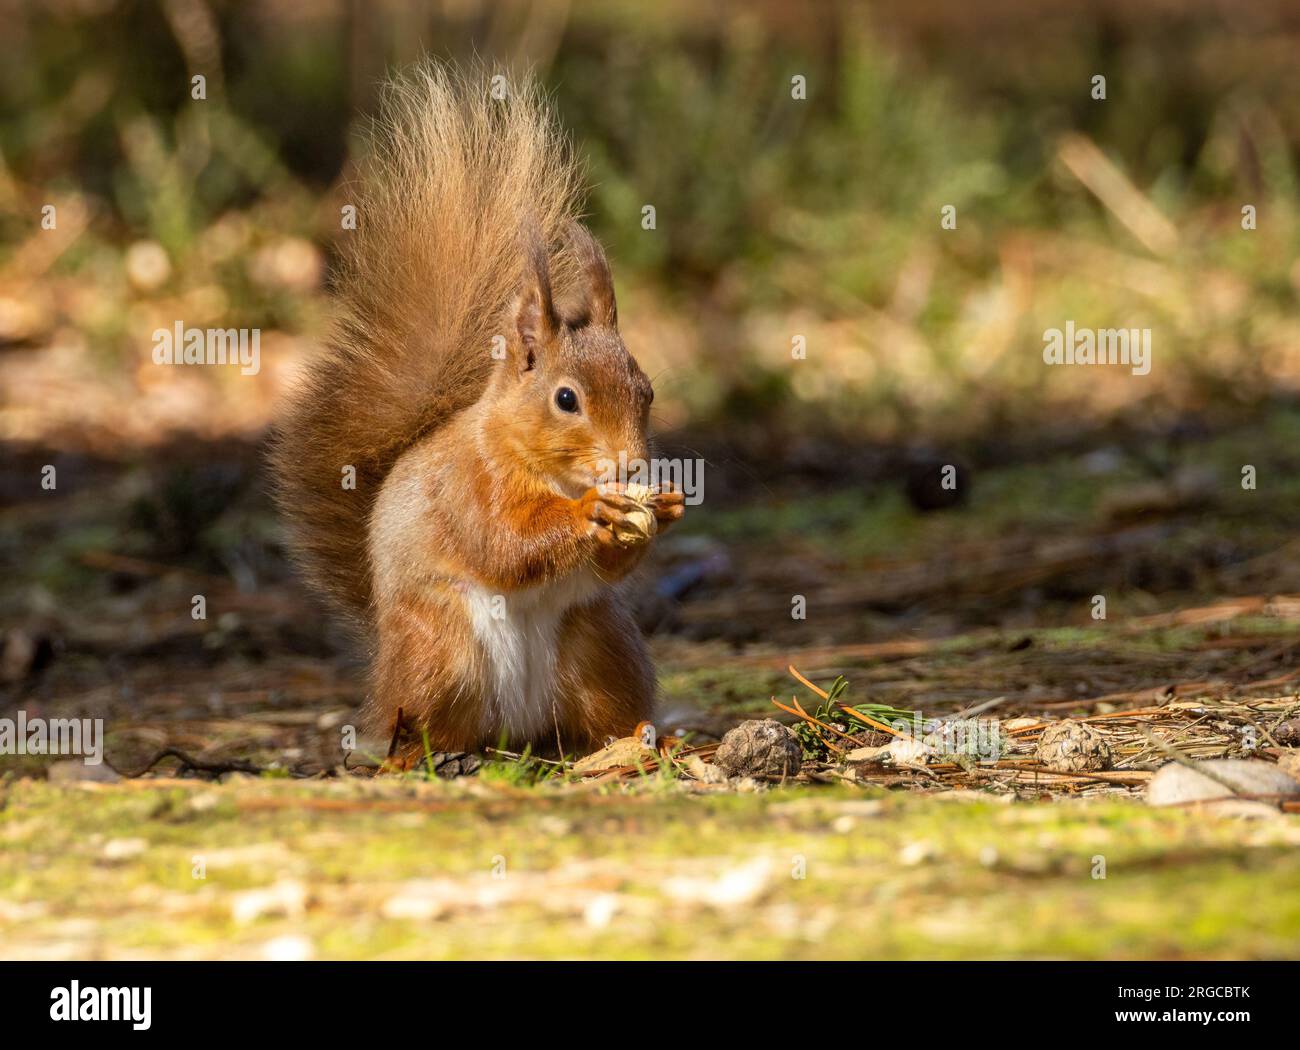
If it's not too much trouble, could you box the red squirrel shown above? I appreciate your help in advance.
[269,63,684,765]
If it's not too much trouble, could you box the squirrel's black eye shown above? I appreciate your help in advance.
[554,386,579,413]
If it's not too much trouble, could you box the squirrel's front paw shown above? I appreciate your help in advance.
[648,486,685,532]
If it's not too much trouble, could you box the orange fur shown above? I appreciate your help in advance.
[269,61,685,759]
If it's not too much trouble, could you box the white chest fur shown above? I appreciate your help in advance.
[463,571,603,741]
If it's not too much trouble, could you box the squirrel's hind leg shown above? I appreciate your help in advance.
[552,595,655,756]
[367,591,485,766]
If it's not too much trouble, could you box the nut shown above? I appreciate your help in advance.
[1035,720,1112,772]
[714,719,802,778]
[611,482,657,545]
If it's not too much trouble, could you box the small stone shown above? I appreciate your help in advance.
[898,840,937,866]
[1277,750,1300,782]
[714,719,802,778]
[662,857,773,908]
[101,837,147,861]
[261,934,314,961]
[1146,759,1300,807]
[230,878,308,925]
[189,791,222,812]
[1035,720,1112,772]
[537,815,573,836]
[1272,718,1300,747]
[47,760,120,784]
[583,894,620,929]
[380,882,450,922]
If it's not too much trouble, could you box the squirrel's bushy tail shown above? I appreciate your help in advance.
[270,62,583,622]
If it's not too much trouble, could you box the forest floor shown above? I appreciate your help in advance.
[2,404,1300,959]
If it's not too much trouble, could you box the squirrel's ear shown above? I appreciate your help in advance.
[562,220,617,329]
[511,227,558,370]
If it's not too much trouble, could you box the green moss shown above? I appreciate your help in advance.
[3,778,1297,960]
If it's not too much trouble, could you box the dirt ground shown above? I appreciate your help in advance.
[2,400,1299,958]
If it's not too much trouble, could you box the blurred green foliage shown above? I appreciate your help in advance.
[2,1,1298,440]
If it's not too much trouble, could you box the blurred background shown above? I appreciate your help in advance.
[2,0,1300,764]
[5,0,1300,443]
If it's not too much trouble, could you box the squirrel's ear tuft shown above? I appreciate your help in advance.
[562,220,617,329]
[512,225,558,368]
